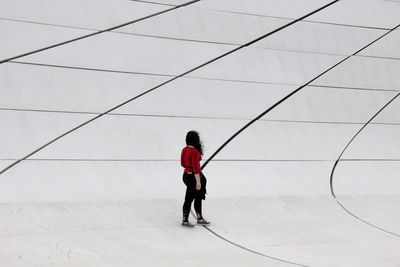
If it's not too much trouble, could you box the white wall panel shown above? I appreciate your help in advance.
[308,0,400,28]
[190,48,344,84]
[0,160,14,170]
[116,78,296,119]
[255,21,385,55]
[372,97,400,123]
[215,121,360,160]
[0,0,166,29]
[0,20,93,60]
[266,86,397,123]
[0,161,182,202]
[139,0,191,5]
[22,116,369,162]
[0,161,335,202]
[343,124,400,160]
[0,111,92,159]
[359,30,400,58]
[0,63,169,112]
[118,6,290,44]
[30,116,245,160]
[312,56,400,90]
[334,161,400,195]
[197,0,332,19]
[206,161,334,197]
[19,33,235,75]
[117,81,398,123]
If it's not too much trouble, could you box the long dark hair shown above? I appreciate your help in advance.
[185,130,203,156]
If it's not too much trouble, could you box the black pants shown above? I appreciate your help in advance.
[182,173,204,222]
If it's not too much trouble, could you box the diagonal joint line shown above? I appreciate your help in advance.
[0,0,200,64]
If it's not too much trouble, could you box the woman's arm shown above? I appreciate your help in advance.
[195,173,201,190]
[191,149,202,190]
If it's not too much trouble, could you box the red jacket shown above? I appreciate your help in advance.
[181,146,202,174]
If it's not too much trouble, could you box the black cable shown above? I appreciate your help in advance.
[0,0,339,176]
[201,23,400,169]
[0,0,201,64]
[329,91,400,238]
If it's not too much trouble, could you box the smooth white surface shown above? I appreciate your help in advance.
[336,195,400,235]
[117,82,397,122]
[0,201,290,267]
[206,197,400,267]
[264,86,398,123]
[0,62,169,112]
[196,0,333,19]
[118,6,290,44]
[214,121,359,160]
[371,96,400,123]
[29,116,245,160]
[2,0,400,266]
[312,56,400,90]
[116,78,297,119]
[0,19,93,60]
[190,48,344,84]
[254,21,385,55]
[0,0,166,29]
[135,0,189,5]
[19,32,235,75]
[344,124,400,159]
[0,110,93,159]
[307,0,400,28]
[359,30,400,58]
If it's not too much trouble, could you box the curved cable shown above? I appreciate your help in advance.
[329,91,400,238]
[0,0,200,64]
[0,0,339,176]
[202,23,400,169]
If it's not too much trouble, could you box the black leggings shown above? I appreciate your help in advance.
[182,173,203,222]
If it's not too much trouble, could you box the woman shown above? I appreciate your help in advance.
[181,130,210,227]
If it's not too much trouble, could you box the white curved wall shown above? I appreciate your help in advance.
[1,0,400,266]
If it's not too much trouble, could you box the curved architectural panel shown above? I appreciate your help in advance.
[17,33,234,75]
[195,0,335,18]
[190,48,344,84]
[0,0,166,29]
[254,21,385,55]
[118,6,291,44]
[1,0,400,266]
[0,19,93,60]
[313,56,400,90]
[359,30,400,58]
[0,110,93,159]
[0,62,169,112]
[307,0,400,28]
